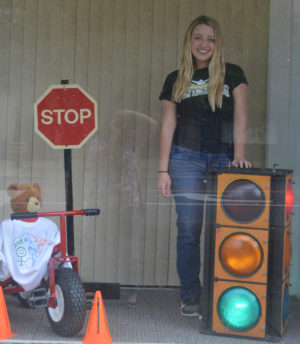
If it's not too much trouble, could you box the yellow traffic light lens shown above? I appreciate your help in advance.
[221,179,265,223]
[283,229,292,276]
[220,233,263,276]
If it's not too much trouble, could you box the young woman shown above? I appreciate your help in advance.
[157,15,251,317]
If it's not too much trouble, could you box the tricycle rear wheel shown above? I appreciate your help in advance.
[46,268,86,337]
[17,292,31,308]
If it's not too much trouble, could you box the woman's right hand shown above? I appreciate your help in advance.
[157,100,177,198]
[157,172,171,197]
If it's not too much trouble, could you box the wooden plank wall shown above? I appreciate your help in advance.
[0,0,270,285]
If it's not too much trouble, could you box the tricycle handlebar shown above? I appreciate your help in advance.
[82,209,100,216]
[10,208,100,220]
[11,212,38,220]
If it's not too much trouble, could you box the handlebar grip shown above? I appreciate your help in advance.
[11,212,38,220]
[83,209,100,216]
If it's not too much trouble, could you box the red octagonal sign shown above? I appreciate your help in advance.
[34,84,98,149]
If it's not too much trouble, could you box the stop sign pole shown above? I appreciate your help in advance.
[61,80,74,255]
[34,81,98,255]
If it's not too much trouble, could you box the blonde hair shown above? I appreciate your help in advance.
[173,15,225,111]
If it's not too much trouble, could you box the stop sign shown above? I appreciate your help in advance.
[34,84,98,149]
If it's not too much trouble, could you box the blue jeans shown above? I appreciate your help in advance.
[168,145,232,301]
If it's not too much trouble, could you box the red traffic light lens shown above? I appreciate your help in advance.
[285,181,294,220]
[220,233,263,276]
[221,179,265,223]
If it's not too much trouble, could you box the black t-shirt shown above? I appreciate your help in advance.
[159,63,248,153]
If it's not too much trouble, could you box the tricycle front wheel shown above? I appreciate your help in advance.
[46,268,86,337]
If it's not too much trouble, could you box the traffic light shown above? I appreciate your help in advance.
[200,168,293,340]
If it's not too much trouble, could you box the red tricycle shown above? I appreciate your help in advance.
[1,208,100,337]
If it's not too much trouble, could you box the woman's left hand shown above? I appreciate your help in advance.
[231,157,252,168]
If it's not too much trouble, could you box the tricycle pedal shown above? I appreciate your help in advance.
[28,288,49,308]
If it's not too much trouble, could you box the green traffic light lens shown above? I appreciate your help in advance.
[217,287,261,332]
[282,284,290,326]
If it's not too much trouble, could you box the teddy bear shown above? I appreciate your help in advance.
[7,182,42,214]
[0,183,61,291]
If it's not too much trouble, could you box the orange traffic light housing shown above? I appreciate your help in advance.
[200,168,293,340]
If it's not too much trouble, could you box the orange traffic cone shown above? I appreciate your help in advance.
[0,286,17,340]
[83,290,112,344]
